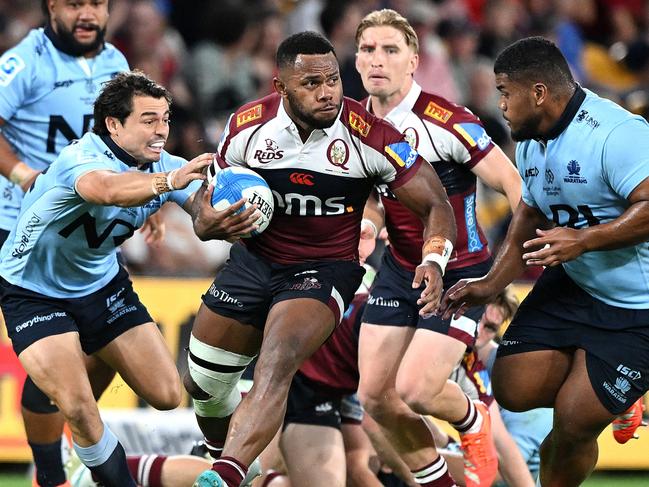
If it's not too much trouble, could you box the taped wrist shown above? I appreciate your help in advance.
[151,173,172,196]
[9,162,34,187]
[421,236,453,276]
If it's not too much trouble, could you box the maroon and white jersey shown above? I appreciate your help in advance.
[449,350,494,407]
[216,93,423,264]
[299,292,366,394]
[367,82,493,272]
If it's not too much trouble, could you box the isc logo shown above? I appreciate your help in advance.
[272,191,347,216]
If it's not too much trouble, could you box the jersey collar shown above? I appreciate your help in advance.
[44,24,104,58]
[383,80,422,128]
[100,135,152,171]
[540,84,586,141]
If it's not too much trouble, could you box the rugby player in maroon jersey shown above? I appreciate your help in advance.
[354,9,521,487]
[184,31,457,487]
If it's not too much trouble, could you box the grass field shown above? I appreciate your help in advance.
[1,471,648,486]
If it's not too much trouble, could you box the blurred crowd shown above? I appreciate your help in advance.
[3,0,649,277]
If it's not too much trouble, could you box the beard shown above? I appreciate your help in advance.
[286,91,341,129]
[509,113,543,142]
[54,18,105,57]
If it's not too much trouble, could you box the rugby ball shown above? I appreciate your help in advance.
[207,164,274,237]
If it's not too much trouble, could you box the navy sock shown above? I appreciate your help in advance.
[29,439,66,487]
[88,442,135,487]
[74,424,136,487]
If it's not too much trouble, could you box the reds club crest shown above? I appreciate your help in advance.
[327,138,349,170]
[254,138,284,164]
[402,127,419,149]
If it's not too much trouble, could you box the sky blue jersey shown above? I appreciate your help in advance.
[0,132,199,298]
[517,87,649,308]
[0,26,129,231]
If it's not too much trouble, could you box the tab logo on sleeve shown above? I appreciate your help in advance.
[385,142,418,168]
[423,101,453,123]
[236,104,262,127]
[453,123,491,150]
[0,53,25,87]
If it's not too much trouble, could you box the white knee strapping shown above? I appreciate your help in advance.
[187,334,254,418]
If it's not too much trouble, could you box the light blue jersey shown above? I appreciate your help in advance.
[0,132,199,298]
[517,87,649,308]
[0,26,128,231]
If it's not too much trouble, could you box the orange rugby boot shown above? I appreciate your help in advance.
[460,401,498,487]
[613,398,647,444]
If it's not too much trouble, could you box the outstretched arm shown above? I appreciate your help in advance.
[76,153,213,207]
[440,201,550,319]
[522,177,649,266]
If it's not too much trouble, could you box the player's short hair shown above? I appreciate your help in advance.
[275,31,336,70]
[494,37,574,90]
[355,9,419,54]
[93,71,171,135]
[491,286,520,325]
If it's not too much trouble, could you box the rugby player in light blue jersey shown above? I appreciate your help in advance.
[440,37,649,487]
[0,71,258,487]
[0,2,168,485]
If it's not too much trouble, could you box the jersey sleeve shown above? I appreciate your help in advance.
[0,40,35,121]
[446,119,494,168]
[215,113,249,169]
[362,116,423,190]
[602,119,649,199]
[516,141,539,208]
[64,147,121,191]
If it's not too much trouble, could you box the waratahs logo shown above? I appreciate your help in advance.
[564,160,587,184]
[615,377,631,394]
[567,160,580,175]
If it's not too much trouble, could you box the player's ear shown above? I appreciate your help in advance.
[273,77,287,97]
[105,116,119,135]
[533,83,548,106]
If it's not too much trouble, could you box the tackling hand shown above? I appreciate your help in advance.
[438,278,496,320]
[168,153,214,190]
[192,183,260,241]
[522,227,586,267]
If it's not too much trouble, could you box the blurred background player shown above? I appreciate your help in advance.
[182,31,456,487]
[354,9,521,487]
[441,37,649,486]
[445,288,549,486]
[0,1,131,486]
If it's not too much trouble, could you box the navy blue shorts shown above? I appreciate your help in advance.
[498,265,649,415]
[361,248,490,346]
[202,243,365,330]
[284,371,343,430]
[2,267,153,356]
